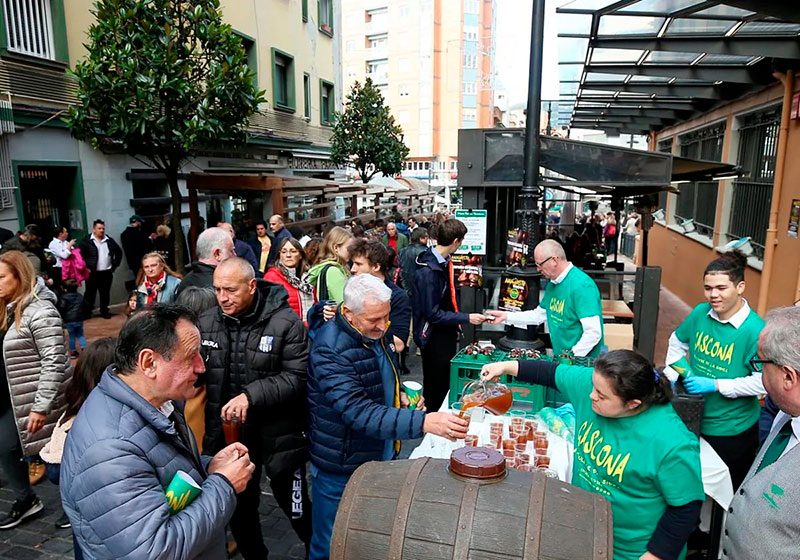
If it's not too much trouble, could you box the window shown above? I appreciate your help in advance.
[424,162,430,170]
[398,4,409,17]
[320,79,334,125]
[368,35,387,48]
[675,123,725,236]
[271,48,295,112]
[346,40,355,52]
[234,31,257,87]
[302,0,308,21]
[399,84,410,97]
[727,106,781,258]
[463,53,477,68]
[465,0,479,14]
[656,138,673,212]
[462,110,476,122]
[3,0,58,60]
[451,161,458,171]
[463,28,478,41]
[463,81,476,95]
[303,73,311,119]
[319,0,333,35]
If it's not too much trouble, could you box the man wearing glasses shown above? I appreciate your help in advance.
[722,306,800,559]
[663,252,765,491]
[485,239,604,358]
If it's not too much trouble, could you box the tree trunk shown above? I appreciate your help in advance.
[166,170,187,275]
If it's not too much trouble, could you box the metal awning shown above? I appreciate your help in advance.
[557,0,800,135]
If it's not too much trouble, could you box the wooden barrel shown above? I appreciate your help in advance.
[331,457,612,560]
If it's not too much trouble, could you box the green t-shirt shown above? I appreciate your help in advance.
[556,365,705,560]
[540,266,604,357]
[674,303,765,436]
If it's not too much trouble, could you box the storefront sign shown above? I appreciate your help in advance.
[288,156,341,170]
[455,209,487,255]
[789,199,800,238]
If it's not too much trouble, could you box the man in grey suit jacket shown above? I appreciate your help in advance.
[722,306,800,560]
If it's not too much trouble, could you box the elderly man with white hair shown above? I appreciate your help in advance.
[306,274,469,560]
[722,306,800,559]
[175,227,235,296]
[486,239,604,358]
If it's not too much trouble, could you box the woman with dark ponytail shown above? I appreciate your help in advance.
[663,250,765,491]
[482,349,704,560]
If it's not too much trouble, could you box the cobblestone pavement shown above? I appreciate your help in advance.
[0,311,425,560]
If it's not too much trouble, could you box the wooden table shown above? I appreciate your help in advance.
[602,299,634,320]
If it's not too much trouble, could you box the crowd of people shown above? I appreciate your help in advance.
[0,208,795,560]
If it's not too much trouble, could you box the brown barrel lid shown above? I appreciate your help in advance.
[450,446,506,479]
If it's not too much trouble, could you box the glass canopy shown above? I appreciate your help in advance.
[557,0,800,135]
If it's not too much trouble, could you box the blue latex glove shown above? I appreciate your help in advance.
[555,403,575,418]
[684,376,717,394]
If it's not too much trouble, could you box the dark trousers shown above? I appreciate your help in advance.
[421,328,459,412]
[0,407,34,502]
[230,461,312,559]
[83,269,113,317]
[704,421,759,492]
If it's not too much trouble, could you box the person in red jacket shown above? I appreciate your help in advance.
[263,237,314,324]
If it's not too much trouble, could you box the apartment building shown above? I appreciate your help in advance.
[341,0,495,192]
[0,0,341,304]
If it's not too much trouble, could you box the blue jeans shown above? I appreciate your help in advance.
[65,322,86,352]
[309,465,351,560]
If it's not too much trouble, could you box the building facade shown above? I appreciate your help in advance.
[341,0,495,192]
[0,0,342,304]
[651,75,800,312]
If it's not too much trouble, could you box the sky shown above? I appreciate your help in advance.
[494,0,561,108]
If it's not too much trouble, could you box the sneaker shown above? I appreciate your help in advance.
[70,351,79,358]
[54,511,71,529]
[0,496,43,530]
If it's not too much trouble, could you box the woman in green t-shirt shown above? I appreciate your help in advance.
[482,350,705,560]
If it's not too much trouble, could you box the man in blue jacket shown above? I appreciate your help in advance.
[307,274,469,560]
[412,219,486,411]
[60,304,255,559]
[349,238,411,356]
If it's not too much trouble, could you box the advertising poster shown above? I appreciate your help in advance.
[505,229,529,267]
[499,275,528,311]
[789,199,800,238]
[455,209,487,255]
[451,254,482,288]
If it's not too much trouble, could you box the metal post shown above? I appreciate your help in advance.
[519,0,546,260]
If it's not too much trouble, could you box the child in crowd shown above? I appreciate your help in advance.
[39,337,116,545]
[125,290,138,316]
[59,280,86,358]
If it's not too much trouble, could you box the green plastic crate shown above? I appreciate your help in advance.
[448,348,546,413]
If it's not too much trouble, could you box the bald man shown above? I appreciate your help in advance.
[198,257,312,558]
[267,214,292,265]
[217,222,259,272]
[486,239,604,357]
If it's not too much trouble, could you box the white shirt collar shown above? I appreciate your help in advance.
[707,298,751,329]
[158,400,175,419]
[551,262,574,285]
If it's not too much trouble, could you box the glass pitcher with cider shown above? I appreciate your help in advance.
[458,379,513,417]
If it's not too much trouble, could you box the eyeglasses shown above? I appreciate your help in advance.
[534,256,555,268]
[749,356,774,372]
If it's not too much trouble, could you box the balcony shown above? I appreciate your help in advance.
[365,70,388,85]
[365,19,388,36]
[365,45,388,60]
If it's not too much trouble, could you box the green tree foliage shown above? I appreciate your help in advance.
[66,0,264,272]
[330,78,409,184]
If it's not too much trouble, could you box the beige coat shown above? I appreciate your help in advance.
[3,278,72,456]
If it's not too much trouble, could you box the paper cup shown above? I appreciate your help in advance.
[165,470,201,515]
[402,381,422,410]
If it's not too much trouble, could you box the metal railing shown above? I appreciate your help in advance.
[726,107,780,259]
[3,0,55,60]
[674,181,717,237]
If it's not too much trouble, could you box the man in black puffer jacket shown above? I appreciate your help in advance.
[198,257,311,559]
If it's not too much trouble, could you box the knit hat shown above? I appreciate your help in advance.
[129,214,144,224]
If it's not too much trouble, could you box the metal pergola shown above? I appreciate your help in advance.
[557,0,800,136]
